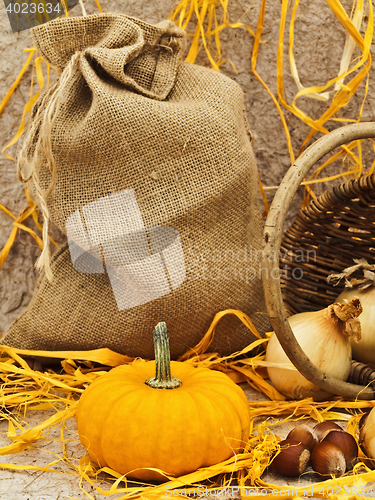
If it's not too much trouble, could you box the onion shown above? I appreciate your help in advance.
[338,287,375,366]
[265,299,362,401]
[360,408,375,464]
[329,259,375,366]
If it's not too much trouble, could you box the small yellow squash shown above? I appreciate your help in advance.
[75,322,251,481]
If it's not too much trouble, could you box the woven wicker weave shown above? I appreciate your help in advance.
[280,173,375,316]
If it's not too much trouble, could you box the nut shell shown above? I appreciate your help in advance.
[271,439,310,478]
[287,424,318,451]
[311,441,346,478]
[313,421,342,441]
[322,429,358,471]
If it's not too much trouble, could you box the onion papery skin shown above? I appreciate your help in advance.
[265,309,352,401]
[338,287,375,367]
[360,407,375,463]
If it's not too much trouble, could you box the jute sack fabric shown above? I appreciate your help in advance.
[3,13,269,359]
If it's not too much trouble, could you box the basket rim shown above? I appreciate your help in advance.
[301,171,375,219]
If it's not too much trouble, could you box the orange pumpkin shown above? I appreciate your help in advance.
[75,322,251,481]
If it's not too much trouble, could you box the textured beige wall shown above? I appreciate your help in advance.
[0,0,374,336]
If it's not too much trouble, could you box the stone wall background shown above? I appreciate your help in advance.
[0,0,374,336]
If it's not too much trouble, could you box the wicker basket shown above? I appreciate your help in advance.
[280,173,375,316]
[262,122,375,400]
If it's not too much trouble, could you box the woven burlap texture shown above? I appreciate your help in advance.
[3,13,269,359]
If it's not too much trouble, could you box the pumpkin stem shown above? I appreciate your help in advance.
[145,322,182,389]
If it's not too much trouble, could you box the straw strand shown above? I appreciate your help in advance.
[17,52,81,280]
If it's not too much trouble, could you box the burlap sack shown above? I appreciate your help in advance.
[3,13,269,359]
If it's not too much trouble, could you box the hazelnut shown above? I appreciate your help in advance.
[287,424,318,451]
[313,421,342,441]
[322,429,358,471]
[271,439,310,478]
[311,441,346,478]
